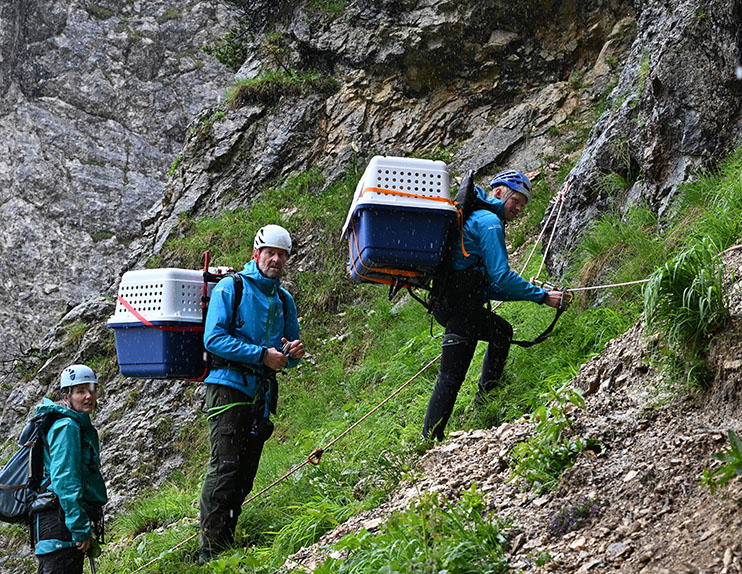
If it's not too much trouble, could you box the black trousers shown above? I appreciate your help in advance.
[423,298,513,441]
[199,384,266,557]
[33,505,85,574]
[37,547,84,574]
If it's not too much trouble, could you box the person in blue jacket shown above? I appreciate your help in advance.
[199,224,305,563]
[423,170,563,441]
[32,364,107,574]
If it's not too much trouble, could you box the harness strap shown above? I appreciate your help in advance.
[511,287,571,348]
[360,186,456,206]
[206,401,255,420]
[209,355,258,375]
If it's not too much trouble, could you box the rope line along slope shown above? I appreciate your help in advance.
[130,355,441,572]
[130,176,669,571]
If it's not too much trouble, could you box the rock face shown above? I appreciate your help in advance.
[0,0,233,352]
[546,0,742,276]
[141,0,635,258]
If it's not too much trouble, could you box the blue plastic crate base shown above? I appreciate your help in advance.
[348,204,456,285]
[109,321,206,379]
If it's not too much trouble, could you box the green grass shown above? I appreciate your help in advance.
[113,476,198,539]
[84,146,742,573]
[226,70,339,107]
[570,203,662,301]
[315,487,509,574]
[700,430,742,494]
[644,238,729,354]
[643,239,730,385]
[509,384,587,493]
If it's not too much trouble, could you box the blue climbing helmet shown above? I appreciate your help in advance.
[489,170,532,203]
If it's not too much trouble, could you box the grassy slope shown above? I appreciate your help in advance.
[9,148,738,573]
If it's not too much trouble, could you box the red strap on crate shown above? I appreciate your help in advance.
[116,296,205,332]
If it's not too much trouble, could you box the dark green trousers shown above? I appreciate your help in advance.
[199,384,265,557]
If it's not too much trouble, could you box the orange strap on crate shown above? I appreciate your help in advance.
[360,186,455,206]
[116,296,205,332]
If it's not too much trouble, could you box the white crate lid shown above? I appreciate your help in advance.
[108,268,209,325]
[342,156,456,237]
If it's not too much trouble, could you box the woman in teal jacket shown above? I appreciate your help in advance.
[32,365,107,574]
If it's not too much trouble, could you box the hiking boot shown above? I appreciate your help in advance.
[198,552,211,566]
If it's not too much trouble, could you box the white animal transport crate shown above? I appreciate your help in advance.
[107,268,214,379]
[342,156,457,287]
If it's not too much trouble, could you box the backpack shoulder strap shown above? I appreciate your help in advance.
[276,286,290,336]
[31,411,81,492]
[277,285,287,309]
[36,412,67,445]
[229,272,245,331]
[226,271,289,333]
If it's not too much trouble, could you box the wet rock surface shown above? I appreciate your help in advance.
[547,0,742,277]
[0,0,232,351]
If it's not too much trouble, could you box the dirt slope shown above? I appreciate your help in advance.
[286,248,742,573]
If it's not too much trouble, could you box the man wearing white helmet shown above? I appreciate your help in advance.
[199,224,305,563]
[423,170,564,442]
[31,364,107,574]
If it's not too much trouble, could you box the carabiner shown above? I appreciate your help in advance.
[308,449,324,466]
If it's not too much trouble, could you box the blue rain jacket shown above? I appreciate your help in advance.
[34,399,107,555]
[204,259,301,397]
[451,186,548,304]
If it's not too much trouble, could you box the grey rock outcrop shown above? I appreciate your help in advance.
[0,0,233,354]
[546,0,742,277]
[142,0,635,261]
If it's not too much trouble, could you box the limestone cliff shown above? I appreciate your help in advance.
[0,0,232,351]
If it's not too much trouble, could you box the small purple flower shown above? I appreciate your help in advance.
[547,496,603,538]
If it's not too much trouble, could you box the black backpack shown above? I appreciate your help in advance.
[0,412,74,523]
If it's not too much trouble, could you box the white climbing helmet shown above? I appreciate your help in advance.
[60,364,98,390]
[253,224,292,255]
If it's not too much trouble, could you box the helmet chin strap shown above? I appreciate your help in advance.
[492,185,515,205]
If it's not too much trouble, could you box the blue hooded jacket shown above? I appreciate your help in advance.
[204,259,301,397]
[451,186,547,304]
[34,399,107,555]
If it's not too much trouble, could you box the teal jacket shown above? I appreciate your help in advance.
[204,259,301,398]
[34,399,107,555]
[451,186,548,304]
